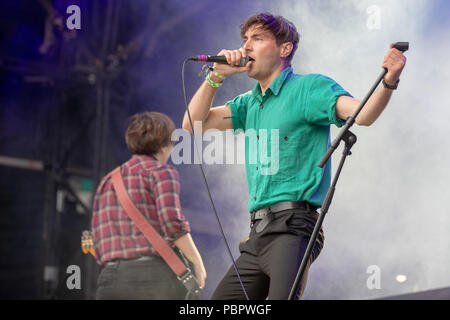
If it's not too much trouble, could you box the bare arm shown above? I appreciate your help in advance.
[182,80,233,133]
[174,233,207,288]
[336,43,407,126]
[336,87,393,126]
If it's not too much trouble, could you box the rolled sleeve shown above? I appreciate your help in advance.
[226,91,251,133]
[305,74,353,127]
[152,165,190,242]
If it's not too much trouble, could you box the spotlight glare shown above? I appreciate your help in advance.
[395,274,407,283]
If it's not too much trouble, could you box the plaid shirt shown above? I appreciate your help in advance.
[91,154,190,265]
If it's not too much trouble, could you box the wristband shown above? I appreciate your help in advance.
[382,78,400,90]
[205,71,223,88]
[212,70,226,80]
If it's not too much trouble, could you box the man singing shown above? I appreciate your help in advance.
[182,12,406,299]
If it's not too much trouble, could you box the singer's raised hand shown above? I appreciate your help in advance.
[212,48,253,79]
[382,43,407,86]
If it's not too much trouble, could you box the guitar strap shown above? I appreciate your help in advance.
[110,166,199,297]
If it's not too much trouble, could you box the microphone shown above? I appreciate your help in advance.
[392,42,409,52]
[188,55,251,67]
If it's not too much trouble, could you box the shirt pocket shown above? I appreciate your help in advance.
[271,129,305,182]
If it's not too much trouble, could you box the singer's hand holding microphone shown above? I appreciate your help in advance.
[189,48,254,83]
[214,48,253,77]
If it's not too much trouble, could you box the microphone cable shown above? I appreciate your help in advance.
[181,58,250,300]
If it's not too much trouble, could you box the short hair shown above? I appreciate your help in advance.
[125,111,175,155]
[240,12,300,66]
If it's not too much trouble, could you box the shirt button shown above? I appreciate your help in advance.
[256,166,258,170]
[284,136,288,141]
[260,104,264,109]
[253,197,256,201]
[257,135,259,139]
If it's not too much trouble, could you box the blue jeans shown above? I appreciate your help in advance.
[96,256,186,300]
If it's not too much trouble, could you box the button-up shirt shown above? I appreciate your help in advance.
[91,154,190,265]
[227,67,352,213]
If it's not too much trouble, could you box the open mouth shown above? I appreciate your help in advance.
[241,56,254,67]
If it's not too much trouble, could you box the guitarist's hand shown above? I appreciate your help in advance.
[174,233,207,289]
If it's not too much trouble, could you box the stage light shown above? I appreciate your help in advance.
[395,274,407,283]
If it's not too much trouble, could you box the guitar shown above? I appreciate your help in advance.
[80,230,199,298]
[81,230,96,258]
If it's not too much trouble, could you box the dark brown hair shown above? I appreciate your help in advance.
[240,12,300,66]
[125,111,175,155]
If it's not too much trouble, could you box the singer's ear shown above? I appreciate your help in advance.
[280,42,293,58]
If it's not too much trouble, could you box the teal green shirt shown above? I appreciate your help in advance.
[226,67,352,213]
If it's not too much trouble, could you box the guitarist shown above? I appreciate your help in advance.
[91,111,206,299]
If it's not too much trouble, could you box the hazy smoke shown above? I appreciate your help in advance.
[174,0,450,299]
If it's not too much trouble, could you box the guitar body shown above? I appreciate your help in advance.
[80,230,200,298]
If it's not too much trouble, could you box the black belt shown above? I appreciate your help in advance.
[251,201,317,233]
[104,255,156,267]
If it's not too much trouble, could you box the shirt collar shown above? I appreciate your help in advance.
[251,66,293,97]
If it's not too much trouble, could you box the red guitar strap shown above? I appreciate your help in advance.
[110,166,188,277]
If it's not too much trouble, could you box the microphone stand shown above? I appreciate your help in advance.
[288,42,409,300]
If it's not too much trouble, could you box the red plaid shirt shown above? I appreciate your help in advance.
[91,154,190,265]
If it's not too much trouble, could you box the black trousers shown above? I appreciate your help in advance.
[96,256,187,300]
[211,207,324,300]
